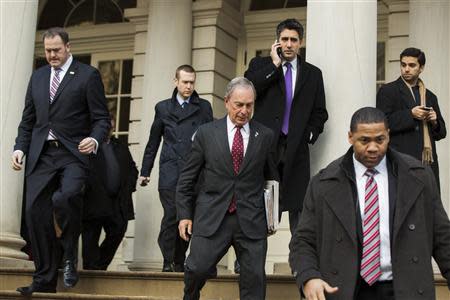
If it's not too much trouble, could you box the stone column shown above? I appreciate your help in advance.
[129,0,192,271]
[306,0,378,174]
[409,1,450,214]
[0,1,38,268]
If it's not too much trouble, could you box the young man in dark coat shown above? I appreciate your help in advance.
[244,18,328,234]
[140,65,213,272]
[82,116,138,270]
[290,107,450,300]
[377,47,446,188]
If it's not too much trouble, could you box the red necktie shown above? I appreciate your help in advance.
[228,126,243,213]
[360,168,381,285]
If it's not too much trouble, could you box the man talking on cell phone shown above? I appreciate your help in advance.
[377,47,446,188]
[244,18,328,235]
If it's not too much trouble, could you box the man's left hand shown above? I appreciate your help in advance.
[78,137,96,154]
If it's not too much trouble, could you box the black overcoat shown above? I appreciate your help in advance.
[245,55,328,211]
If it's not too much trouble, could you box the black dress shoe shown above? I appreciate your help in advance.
[16,284,56,295]
[63,260,79,288]
[173,263,185,272]
[162,261,174,272]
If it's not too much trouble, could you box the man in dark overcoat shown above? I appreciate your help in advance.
[289,107,450,300]
[377,47,446,188]
[140,65,213,272]
[244,18,328,234]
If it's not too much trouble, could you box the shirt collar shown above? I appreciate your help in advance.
[54,54,73,73]
[284,56,297,71]
[353,154,387,179]
[176,93,190,106]
[227,115,250,134]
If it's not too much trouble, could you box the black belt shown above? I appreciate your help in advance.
[46,140,61,148]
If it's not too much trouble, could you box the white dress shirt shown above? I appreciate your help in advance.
[353,155,393,281]
[283,56,297,96]
[226,116,249,155]
[176,93,190,107]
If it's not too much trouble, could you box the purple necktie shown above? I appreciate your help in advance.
[282,62,293,135]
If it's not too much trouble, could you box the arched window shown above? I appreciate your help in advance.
[38,0,136,29]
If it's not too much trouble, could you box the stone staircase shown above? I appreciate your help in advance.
[0,268,448,299]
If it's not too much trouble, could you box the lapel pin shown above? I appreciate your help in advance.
[70,71,75,75]
[255,131,259,137]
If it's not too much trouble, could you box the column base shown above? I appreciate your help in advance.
[0,257,34,269]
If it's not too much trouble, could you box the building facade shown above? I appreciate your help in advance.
[1,0,449,276]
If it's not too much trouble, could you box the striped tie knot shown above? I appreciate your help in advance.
[364,168,377,178]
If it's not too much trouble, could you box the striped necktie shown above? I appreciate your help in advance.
[360,168,381,285]
[48,68,61,140]
[50,68,61,103]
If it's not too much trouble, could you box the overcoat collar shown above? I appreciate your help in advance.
[169,88,201,122]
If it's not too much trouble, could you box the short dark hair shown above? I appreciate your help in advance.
[350,107,388,132]
[42,27,69,44]
[276,18,304,40]
[175,64,196,79]
[400,47,426,66]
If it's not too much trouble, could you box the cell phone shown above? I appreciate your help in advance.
[422,106,432,111]
[276,39,282,58]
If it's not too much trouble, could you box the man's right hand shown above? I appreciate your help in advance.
[303,278,338,300]
[411,106,430,121]
[139,176,150,186]
[11,150,24,171]
[178,219,192,241]
[270,39,282,68]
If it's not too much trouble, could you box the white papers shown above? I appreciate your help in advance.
[264,180,279,235]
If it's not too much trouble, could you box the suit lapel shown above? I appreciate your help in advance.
[293,57,310,100]
[392,162,424,243]
[239,121,258,173]
[213,118,234,175]
[324,179,358,247]
[41,66,51,113]
[52,61,77,104]
[396,77,416,109]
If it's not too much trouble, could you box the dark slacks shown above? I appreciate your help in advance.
[355,278,395,300]
[276,134,301,235]
[184,213,267,300]
[25,143,87,287]
[158,189,189,265]
[82,216,127,270]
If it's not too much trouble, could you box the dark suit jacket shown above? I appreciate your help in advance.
[289,148,450,299]
[141,89,213,190]
[245,55,328,212]
[376,77,446,185]
[176,118,278,239]
[14,59,111,176]
[83,137,138,222]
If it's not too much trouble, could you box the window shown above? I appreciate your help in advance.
[37,0,137,29]
[376,42,386,91]
[98,59,133,144]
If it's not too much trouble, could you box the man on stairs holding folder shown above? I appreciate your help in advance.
[176,77,278,299]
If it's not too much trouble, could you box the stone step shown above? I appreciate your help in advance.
[1,268,449,300]
[0,291,175,299]
[0,268,297,299]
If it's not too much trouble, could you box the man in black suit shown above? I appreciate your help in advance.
[140,65,213,272]
[82,115,138,270]
[245,18,328,234]
[377,47,446,188]
[289,107,450,300]
[12,27,110,295]
[177,77,278,300]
